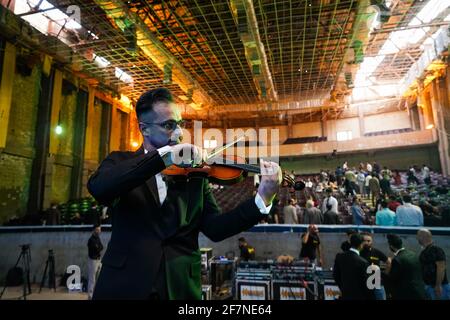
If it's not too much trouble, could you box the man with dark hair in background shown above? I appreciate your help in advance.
[396,194,423,226]
[376,200,396,226]
[333,233,375,300]
[388,194,401,212]
[385,234,426,300]
[323,203,340,224]
[87,224,103,300]
[87,87,281,300]
[360,232,388,300]
[341,229,357,252]
[321,188,338,215]
[45,202,61,225]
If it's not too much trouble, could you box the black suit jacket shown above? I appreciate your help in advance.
[387,249,427,300]
[333,250,375,300]
[87,147,264,300]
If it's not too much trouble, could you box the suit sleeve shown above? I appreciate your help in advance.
[87,150,166,205]
[199,180,264,242]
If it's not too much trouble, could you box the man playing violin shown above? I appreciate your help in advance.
[87,87,282,300]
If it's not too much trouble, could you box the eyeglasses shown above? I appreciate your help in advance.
[139,119,185,131]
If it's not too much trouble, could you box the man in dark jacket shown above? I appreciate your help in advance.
[385,234,427,300]
[87,224,103,299]
[87,88,281,300]
[238,237,255,261]
[333,233,375,300]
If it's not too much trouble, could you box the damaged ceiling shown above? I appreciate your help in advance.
[1,0,449,119]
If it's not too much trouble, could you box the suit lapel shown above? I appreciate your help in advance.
[145,176,161,207]
[135,146,162,207]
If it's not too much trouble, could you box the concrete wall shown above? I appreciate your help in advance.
[328,118,361,140]
[1,226,450,285]
[292,122,322,137]
[0,64,41,223]
[189,111,412,145]
[280,144,440,173]
[364,111,411,133]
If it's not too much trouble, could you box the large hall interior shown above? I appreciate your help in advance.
[0,0,450,301]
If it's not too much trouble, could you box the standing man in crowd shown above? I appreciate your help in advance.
[417,229,450,300]
[45,202,61,225]
[376,200,396,226]
[323,203,340,224]
[87,224,103,300]
[283,198,298,224]
[321,188,338,215]
[299,225,322,266]
[351,197,366,225]
[360,232,388,300]
[304,200,323,225]
[385,234,426,300]
[368,175,380,207]
[396,194,424,226]
[422,165,431,185]
[333,233,375,300]
[341,229,357,252]
[238,237,256,262]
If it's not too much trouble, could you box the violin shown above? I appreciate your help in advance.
[161,136,305,190]
[162,155,305,190]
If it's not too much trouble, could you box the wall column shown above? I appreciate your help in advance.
[432,74,450,176]
[358,105,365,137]
[70,89,88,199]
[81,86,97,197]
[0,42,16,151]
[321,110,327,138]
[287,114,293,139]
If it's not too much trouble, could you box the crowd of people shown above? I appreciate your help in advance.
[259,161,450,227]
[243,226,450,300]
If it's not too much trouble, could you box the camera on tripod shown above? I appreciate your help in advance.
[1,243,32,300]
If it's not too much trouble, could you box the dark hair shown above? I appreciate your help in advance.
[350,233,363,249]
[387,234,402,249]
[402,194,412,203]
[135,87,173,119]
[93,224,101,229]
[346,229,357,236]
[326,188,332,194]
[381,200,388,208]
[360,231,372,238]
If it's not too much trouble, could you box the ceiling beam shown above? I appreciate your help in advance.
[230,0,278,102]
[92,0,214,110]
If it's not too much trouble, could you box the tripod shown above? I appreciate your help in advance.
[39,249,56,293]
[0,244,32,300]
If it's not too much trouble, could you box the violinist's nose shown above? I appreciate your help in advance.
[170,126,183,144]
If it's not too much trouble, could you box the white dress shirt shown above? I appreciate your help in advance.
[144,147,272,214]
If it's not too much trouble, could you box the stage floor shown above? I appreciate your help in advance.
[0,283,87,300]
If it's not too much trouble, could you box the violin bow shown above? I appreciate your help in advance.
[206,135,245,161]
